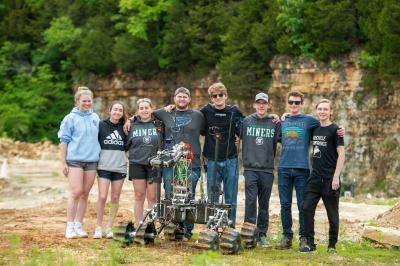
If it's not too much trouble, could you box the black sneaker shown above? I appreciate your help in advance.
[183,232,192,241]
[299,244,316,253]
[299,237,307,249]
[275,237,292,250]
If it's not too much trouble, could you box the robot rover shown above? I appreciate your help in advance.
[114,125,258,254]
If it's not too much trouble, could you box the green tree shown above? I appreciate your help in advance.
[33,16,81,68]
[303,0,358,60]
[157,1,191,71]
[0,65,71,142]
[218,0,278,92]
[377,0,400,80]
[119,0,173,40]
[112,33,159,78]
[182,0,230,76]
[276,0,312,56]
[74,29,114,75]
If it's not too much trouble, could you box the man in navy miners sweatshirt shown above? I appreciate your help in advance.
[241,92,281,248]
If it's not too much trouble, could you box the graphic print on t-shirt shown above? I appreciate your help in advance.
[283,126,305,145]
[171,115,192,133]
[312,135,327,159]
[313,145,321,158]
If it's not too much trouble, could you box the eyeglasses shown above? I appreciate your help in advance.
[288,100,302,105]
[211,93,225,99]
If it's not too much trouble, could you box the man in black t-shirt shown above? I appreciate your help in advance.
[300,99,345,253]
[200,82,244,226]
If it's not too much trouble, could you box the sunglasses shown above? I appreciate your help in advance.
[211,93,225,99]
[288,100,302,105]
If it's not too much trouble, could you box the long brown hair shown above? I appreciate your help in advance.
[108,101,127,124]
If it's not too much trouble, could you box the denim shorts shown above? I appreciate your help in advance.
[97,170,126,182]
[67,161,98,171]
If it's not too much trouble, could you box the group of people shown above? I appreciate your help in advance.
[58,82,345,253]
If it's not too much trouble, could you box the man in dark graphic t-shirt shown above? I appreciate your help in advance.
[300,99,345,253]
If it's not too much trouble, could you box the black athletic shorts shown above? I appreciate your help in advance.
[129,163,160,183]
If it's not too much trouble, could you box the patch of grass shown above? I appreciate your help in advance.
[105,241,129,265]
[339,241,400,262]
[341,195,399,206]
[25,247,56,266]
[371,198,399,206]
[0,234,21,265]
[1,233,399,265]
[189,251,223,266]
[17,176,28,184]
[51,171,59,177]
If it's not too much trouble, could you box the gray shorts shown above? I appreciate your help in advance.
[67,161,98,171]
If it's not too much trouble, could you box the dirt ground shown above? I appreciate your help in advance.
[0,138,398,251]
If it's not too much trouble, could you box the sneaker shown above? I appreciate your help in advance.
[275,236,292,250]
[327,244,337,254]
[183,232,192,241]
[105,228,114,239]
[74,222,88,238]
[299,237,308,249]
[93,227,102,239]
[259,236,271,248]
[299,244,316,253]
[65,227,77,239]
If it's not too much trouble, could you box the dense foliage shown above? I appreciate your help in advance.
[0,0,398,142]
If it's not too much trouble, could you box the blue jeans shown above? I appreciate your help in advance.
[162,167,201,237]
[278,168,309,239]
[206,159,239,225]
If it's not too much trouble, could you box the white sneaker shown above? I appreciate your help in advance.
[65,227,77,239]
[105,228,113,239]
[93,227,102,239]
[74,222,88,238]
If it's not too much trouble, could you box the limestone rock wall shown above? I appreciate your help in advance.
[269,54,400,196]
[87,71,219,117]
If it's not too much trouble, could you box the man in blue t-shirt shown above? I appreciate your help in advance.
[276,91,344,250]
[276,91,320,250]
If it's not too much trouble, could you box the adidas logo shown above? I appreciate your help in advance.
[104,130,124,146]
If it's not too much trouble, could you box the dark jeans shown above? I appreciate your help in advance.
[278,168,309,239]
[303,176,340,247]
[206,159,239,225]
[244,170,274,237]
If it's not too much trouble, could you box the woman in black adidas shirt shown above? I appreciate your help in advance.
[126,98,160,228]
[94,101,128,239]
[301,99,345,253]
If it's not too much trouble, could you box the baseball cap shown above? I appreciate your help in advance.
[174,87,190,97]
[255,92,269,102]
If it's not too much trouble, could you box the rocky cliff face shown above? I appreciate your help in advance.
[91,54,400,196]
[269,54,400,196]
[88,71,219,117]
